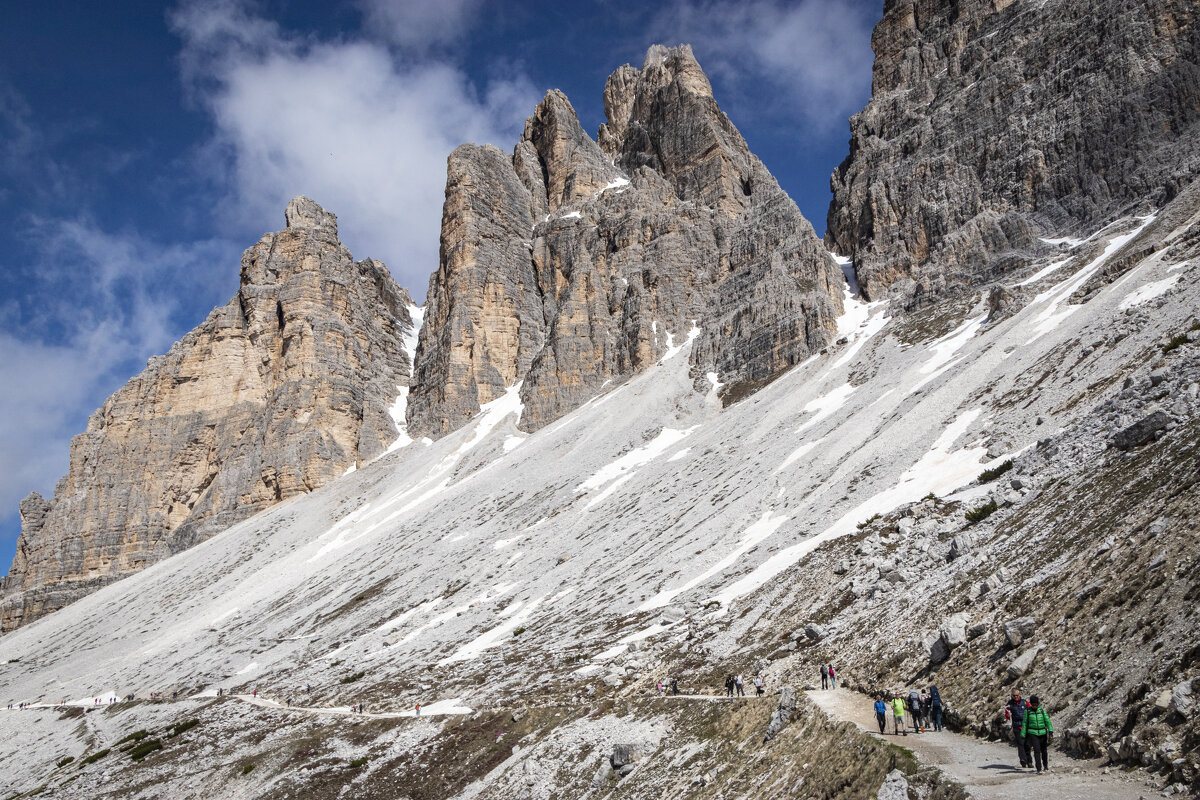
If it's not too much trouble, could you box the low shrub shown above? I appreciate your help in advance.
[83,749,110,765]
[977,460,1013,483]
[512,627,526,637]
[241,762,256,775]
[856,513,881,530]
[128,739,162,761]
[116,730,150,749]
[340,671,365,684]
[966,500,999,524]
[168,719,200,738]
[56,756,75,768]
[348,757,369,769]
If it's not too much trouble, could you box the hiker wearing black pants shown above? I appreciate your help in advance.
[874,697,888,734]
[820,663,829,690]
[1005,689,1031,768]
[1021,695,1053,774]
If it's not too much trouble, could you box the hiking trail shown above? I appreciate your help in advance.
[806,688,1156,800]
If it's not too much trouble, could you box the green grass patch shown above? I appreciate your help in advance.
[977,460,1013,483]
[512,627,526,637]
[857,513,881,530]
[348,756,369,769]
[83,749,110,765]
[1163,320,1200,354]
[339,671,365,684]
[167,719,200,738]
[966,500,999,524]
[56,756,75,768]
[241,762,256,775]
[128,739,163,761]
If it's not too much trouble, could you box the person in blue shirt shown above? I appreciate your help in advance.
[874,695,888,733]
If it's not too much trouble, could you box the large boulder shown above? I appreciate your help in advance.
[763,686,797,743]
[1113,410,1171,450]
[1003,617,1037,648]
[876,769,910,800]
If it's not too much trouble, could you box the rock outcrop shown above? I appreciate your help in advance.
[0,197,417,631]
[409,44,843,438]
[827,0,1200,305]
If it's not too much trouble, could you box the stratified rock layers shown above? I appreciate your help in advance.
[0,197,416,631]
[827,0,1200,304]
[409,45,843,437]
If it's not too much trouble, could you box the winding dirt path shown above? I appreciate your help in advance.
[232,693,472,719]
[806,688,1156,800]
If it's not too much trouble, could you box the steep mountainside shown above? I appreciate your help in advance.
[408,45,842,438]
[0,197,417,632]
[827,0,1200,305]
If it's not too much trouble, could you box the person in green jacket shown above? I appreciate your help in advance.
[1020,695,1053,773]
[890,695,908,736]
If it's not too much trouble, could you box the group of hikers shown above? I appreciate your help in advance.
[723,673,766,697]
[870,686,1054,774]
[819,663,837,689]
[873,686,944,735]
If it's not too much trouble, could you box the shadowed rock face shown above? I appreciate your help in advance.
[827,0,1200,306]
[0,197,416,631]
[408,44,844,438]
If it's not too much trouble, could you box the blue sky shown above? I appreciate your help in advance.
[0,0,878,574]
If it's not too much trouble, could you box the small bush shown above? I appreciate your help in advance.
[56,756,75,768]
[83,749,110,765]
[340,671,365,684]
[168,719,200,738]
[128,739,163,761]
[512,627,526,637]
[966,500,999,524]
[348,757,369,769]
[856,513,881,530]
[116,730,150,748]
[977,460,1013,483]
[241,762,256,775]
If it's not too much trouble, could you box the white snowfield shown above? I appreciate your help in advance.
[0,212,1193,790]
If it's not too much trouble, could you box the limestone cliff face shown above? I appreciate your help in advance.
[827,0,1200,305]
[408,45,844,437]
[0,197,416,631]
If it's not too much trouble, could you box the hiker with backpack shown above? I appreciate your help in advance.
[890,694,907,735]
[820,663,829,689]
[907,688,923,732]
[929,685,943,731]
[1005,689,1031,767]
[1021,695,1053,774]
[828,664,837,688]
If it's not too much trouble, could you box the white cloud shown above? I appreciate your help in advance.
[171,0,538,298]
[356,0,484,50]
[658,0,875,131]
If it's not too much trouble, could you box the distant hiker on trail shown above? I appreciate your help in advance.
[306,684,311,694]
[890,695,907,736]
[735,674,745,697]
[820,663,829,689]
[252,689,258,698]
[908,688,922,732]
[929,685,943,732]
[1005,689,1031,768]
[829,664,836,689]
[874,696,888,734]
[657,680,663,694]
[919,688,932,729]
[1021,695,1053,774]
[753,675,764,696]
[415,703,421,717]
[725,675,735,697]
[671,677,679,696]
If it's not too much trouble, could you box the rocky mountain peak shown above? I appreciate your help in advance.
[521,89,624,212]
[1,198,416,632]
[283,194,338,233]
[408,44,842,440]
